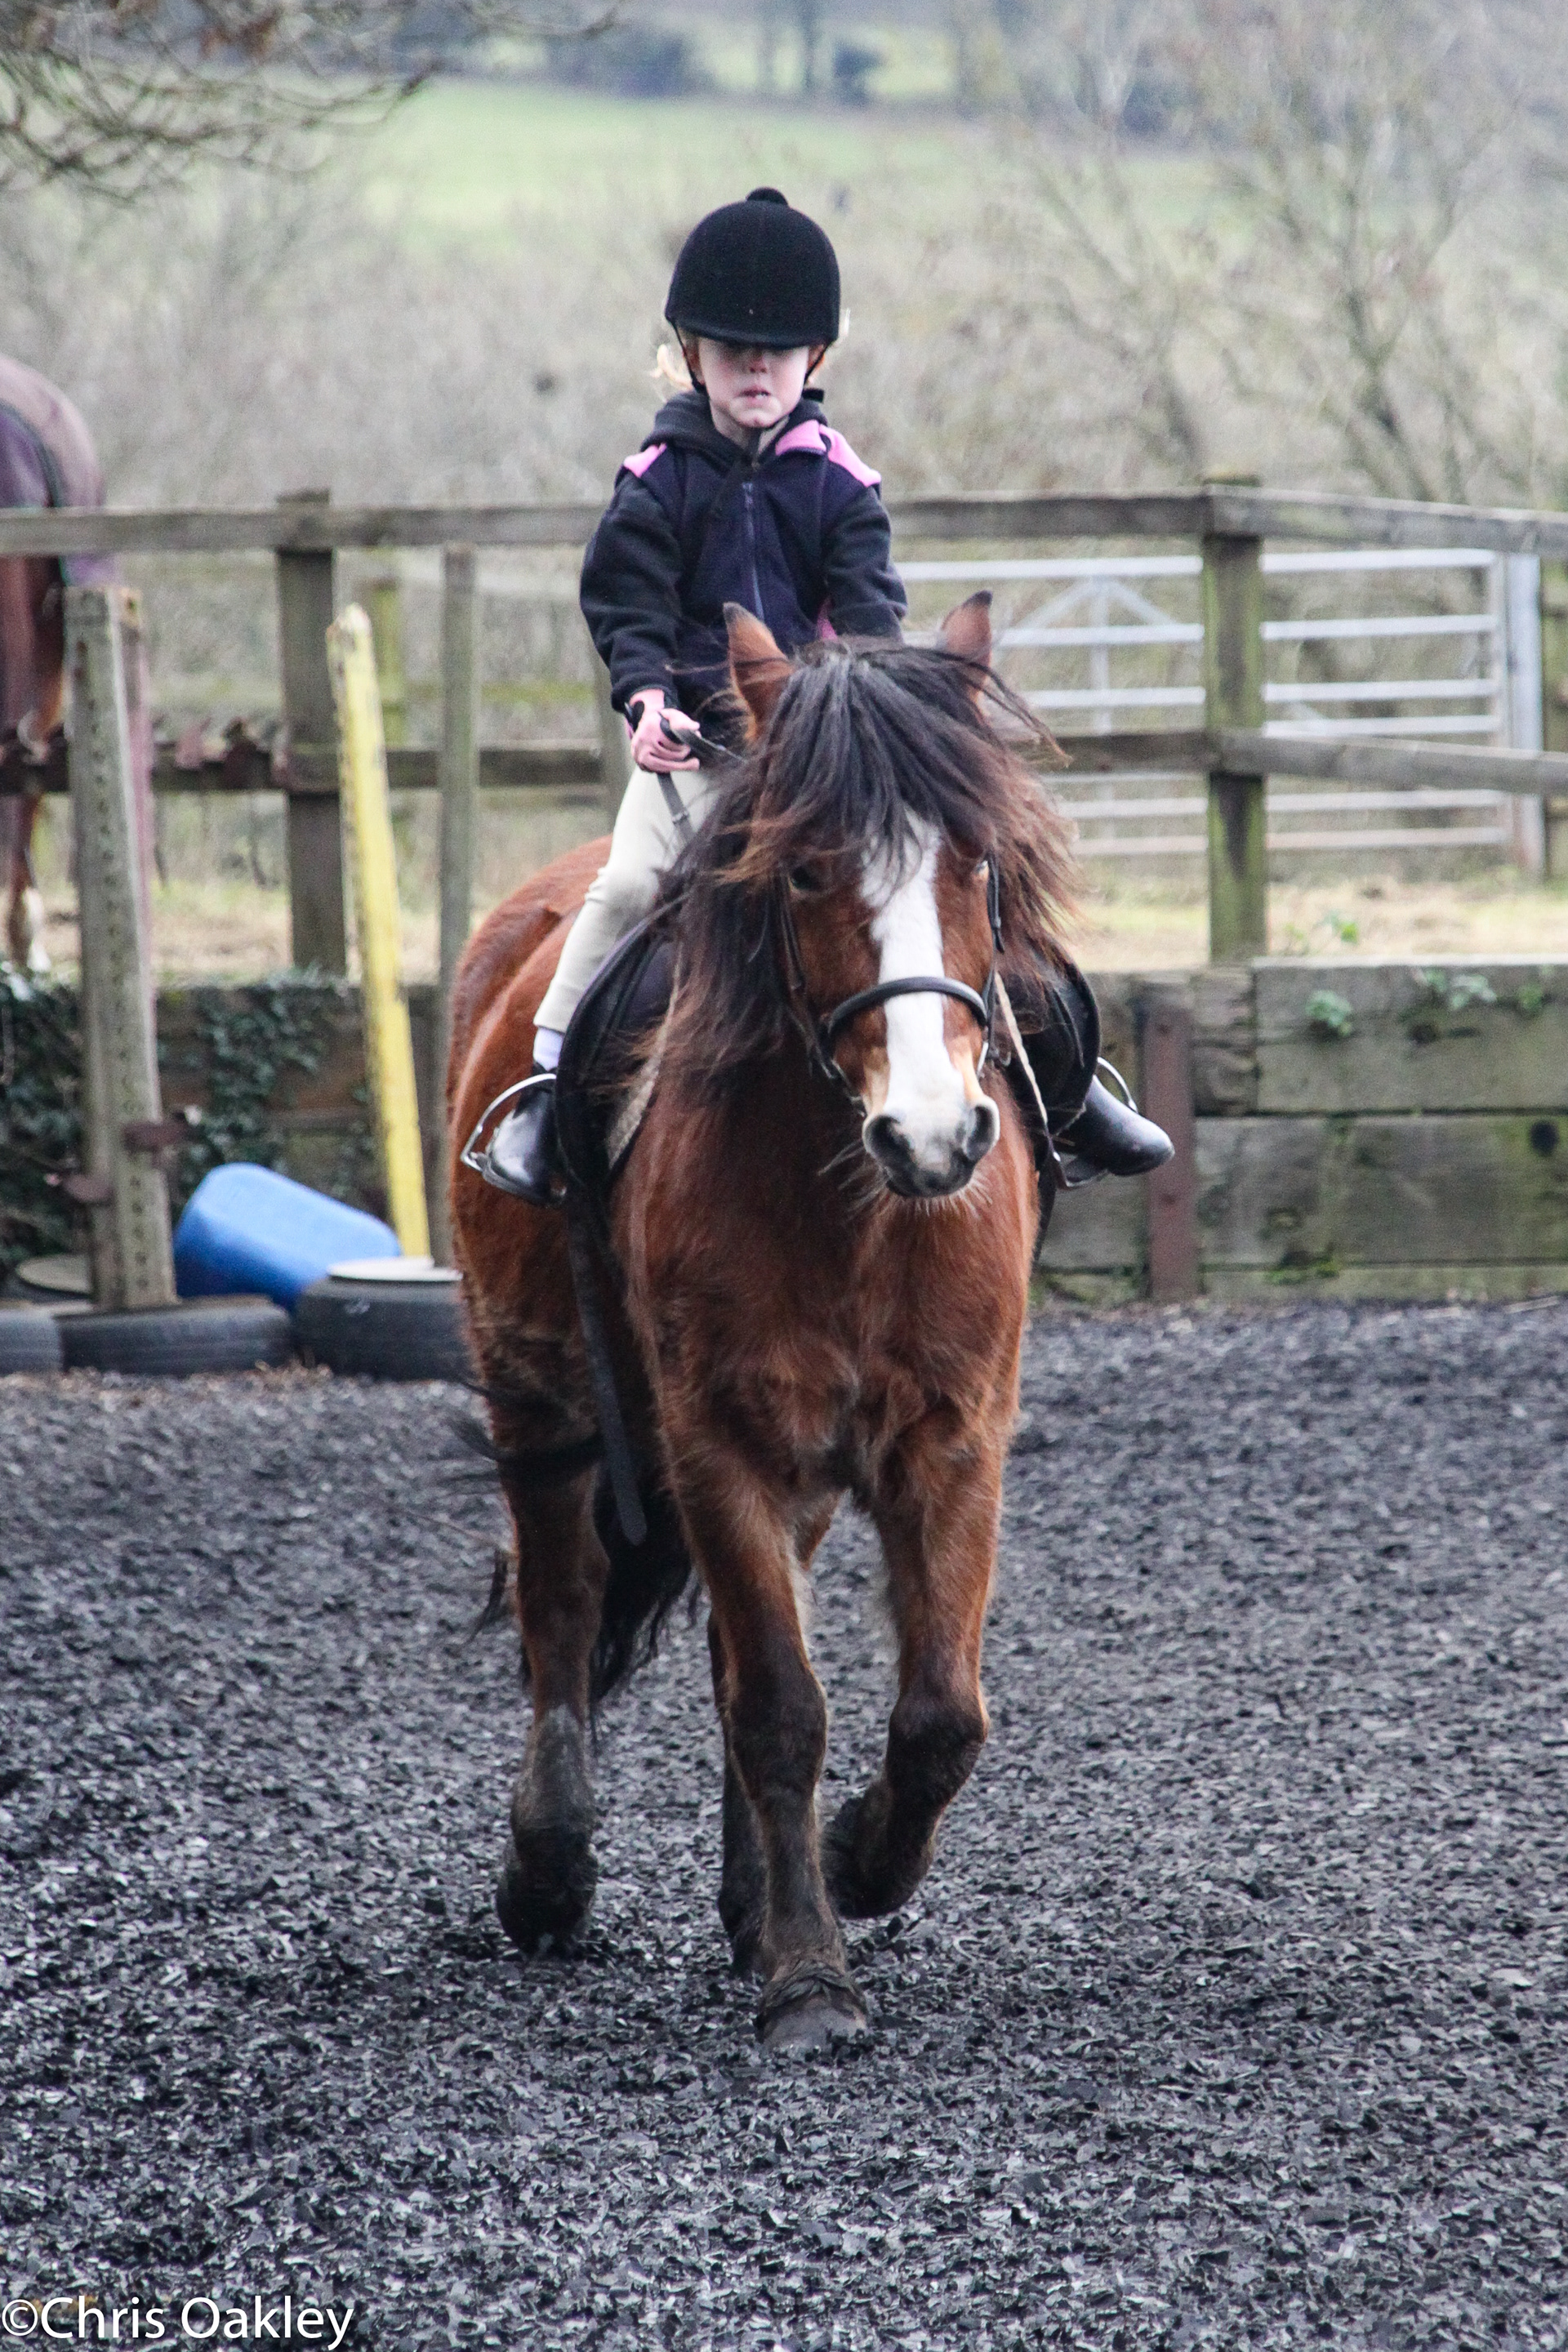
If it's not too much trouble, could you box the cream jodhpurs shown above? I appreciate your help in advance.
[533,762,718,1036]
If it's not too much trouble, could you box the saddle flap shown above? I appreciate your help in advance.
[554,917,675,1202]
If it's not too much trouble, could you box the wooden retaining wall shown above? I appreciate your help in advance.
[1062,956,1568,1303]
[139,957,1568,1307]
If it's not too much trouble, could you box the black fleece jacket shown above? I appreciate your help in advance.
[579,388,906,733]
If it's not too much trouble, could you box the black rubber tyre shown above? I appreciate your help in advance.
[61,1296,295,1376]
[0,1309,65,1374]
[293,1277,473,1382]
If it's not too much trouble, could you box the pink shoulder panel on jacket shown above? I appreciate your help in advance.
[772,421,881,488]
[621,443,668,479]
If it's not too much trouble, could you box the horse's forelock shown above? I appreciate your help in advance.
[658,639,1079,1091]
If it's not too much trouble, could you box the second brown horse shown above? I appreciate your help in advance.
[0,351,114,974]
[450,596,1078,2051]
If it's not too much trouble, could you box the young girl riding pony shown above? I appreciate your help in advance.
[484,187,1171,1201]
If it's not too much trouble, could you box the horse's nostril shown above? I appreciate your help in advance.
[962,1102,1000,1165]
[865,1111,906,1164]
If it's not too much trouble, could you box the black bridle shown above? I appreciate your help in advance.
[663,714,1006,1111]
[776,856,1004,1107]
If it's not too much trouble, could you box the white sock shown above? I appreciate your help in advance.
[533,1027,564,1073]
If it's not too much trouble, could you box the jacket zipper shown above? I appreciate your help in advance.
[742,475,766,623]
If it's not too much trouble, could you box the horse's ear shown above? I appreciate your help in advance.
[938,589,993,673]
[725,604,791,736]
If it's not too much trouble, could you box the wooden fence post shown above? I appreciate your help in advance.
[591,647,633,827]
[1139,988,1200,1303]
[1202,474,1267,961]
[1539,559,1568,882]
[67,586,177,1312]
[433,545,479,1263]
[277,490,346,972]
[1499,554,1546,874]
[118,588,155,938]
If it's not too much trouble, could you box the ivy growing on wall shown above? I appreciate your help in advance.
[0,969,84,1276]
[0,969,378,1282]
[165,977,368,1205]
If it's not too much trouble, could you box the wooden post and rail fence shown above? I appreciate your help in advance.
[5,480,1568,1305]
[5,479,1568,973]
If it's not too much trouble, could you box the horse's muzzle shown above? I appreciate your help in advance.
[863,1097,1000,1198]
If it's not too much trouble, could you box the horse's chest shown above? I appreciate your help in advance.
[650,1282,937,1480]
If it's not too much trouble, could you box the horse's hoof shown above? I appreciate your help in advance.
[821,1792,929,1920]
[494,1828,597,1953]
[756,1963,868,2054]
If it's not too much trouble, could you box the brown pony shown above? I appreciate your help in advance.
[449,596,1078,2051]
[0,353,112,973]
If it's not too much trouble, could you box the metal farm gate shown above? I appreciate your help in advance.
[901,546,1548,871]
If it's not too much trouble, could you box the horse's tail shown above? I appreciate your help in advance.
[590,1469,694,1708]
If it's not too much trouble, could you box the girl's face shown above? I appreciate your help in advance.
[693,339,817,443]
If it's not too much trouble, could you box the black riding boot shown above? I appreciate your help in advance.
[482,1070,561,1206]
[1010,963,1174,1181]
[1055,1077,1174,1178]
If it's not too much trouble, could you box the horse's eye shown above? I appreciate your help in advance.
[789,864,826,897]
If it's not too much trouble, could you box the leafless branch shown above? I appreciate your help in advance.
[0,1,622,194]
[1005,0,1568,504]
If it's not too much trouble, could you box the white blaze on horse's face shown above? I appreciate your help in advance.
[859,826,1000,1199]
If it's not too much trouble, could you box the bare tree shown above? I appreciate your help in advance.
[792,0,826,96]
[962,0,1179,127]
[1011,0,1568,502]
[0,0,618,196]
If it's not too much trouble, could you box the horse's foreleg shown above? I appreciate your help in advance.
[707,1614,766,1976]
[706,1496,835,1979]
[2,793,49,976]
[686,1464,865,2048]
[493,1439,607,1953]
[823,1428,1000,1919]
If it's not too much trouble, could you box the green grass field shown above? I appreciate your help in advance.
[350,78,982,246]
[346,75,1217,292]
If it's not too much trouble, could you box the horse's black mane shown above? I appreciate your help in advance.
[657,635,1079,1089]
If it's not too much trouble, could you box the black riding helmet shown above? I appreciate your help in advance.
[665,186,840,350]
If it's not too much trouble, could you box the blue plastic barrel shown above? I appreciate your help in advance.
[173,1163,401,1309]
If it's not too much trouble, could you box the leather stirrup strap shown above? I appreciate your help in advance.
[994,975,1068,1190]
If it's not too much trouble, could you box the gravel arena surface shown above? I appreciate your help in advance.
[2,1300,1566,2350]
